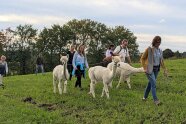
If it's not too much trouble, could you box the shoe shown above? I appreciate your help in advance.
[142,97,147,101]
[154,100,161,105]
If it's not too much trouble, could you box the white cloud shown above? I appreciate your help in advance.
[159,19,166,23]
[0,14,72,25]
[136,33,186,52]
[136,33,186,43]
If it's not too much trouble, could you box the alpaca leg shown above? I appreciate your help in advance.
[104,83,110,99]
[63,80,67,93]
[53,77,57,93]
[126,77,131,89]
[108,81,113,88]
[116,75,123,89]
[101,86,105,97]
[58,80,62,95]
[88,80,92,94]
[90,81,96,98]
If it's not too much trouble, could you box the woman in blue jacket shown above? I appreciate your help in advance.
[72,44,89,89]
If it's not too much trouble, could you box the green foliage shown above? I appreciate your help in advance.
[0,59,186,123]
[2,19,140,74]
[163,49,174,59]
[4,24,37,74]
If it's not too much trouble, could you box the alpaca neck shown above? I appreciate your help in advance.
[133,68,140,73]
[110,62,117,78]
[63,62,67,80]
[131,67,141,74]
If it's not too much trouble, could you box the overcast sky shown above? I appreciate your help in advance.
[0,0,186,52]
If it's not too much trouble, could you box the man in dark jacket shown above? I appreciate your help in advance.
[35,54,44,75]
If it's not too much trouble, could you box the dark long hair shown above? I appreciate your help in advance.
[108,44,114,50]
[152,36,161,46]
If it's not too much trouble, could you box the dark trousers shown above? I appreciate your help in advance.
[67,64,73,80]
[75,65,84,88]
[0,65,6,75]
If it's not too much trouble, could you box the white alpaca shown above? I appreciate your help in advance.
[88,56,120,99]
[107,62,144,89]
[53,55,69,94]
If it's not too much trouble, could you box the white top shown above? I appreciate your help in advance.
[153,48,163,66]
[105,49,113,57]
[113,45,129,62]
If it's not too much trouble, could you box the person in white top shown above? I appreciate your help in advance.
[105,44,114,57]
[103,44,115,67]
[113,39,131,65]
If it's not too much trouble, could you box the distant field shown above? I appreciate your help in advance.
[0,59,186,124]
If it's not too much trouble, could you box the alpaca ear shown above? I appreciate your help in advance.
[60,54,62,58]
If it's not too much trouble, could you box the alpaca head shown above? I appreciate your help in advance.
[112,56,121,63]
[60,55,68,65]
[112,56,121,68]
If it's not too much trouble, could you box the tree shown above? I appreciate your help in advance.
[0,31,5,53]
[14,24,37,74]
[163,49,174,59]
[174,51,181,58]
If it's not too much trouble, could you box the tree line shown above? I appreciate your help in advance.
[0,19,139,75]
[0,19,184,75]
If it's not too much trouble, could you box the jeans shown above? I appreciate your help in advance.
[144,69,159,101]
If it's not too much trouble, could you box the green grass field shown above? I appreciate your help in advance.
[0,59,186,124]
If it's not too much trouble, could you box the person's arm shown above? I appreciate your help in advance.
[160,50,168,77]
[113,46,120,56]
[72,52,78,69]
[161,59,168,77]
[126,56,132,65]
[126,48,131,65]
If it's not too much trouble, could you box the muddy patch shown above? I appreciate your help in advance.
[22,97,60,111]
[38,103,58,111]
[22,97,36,104]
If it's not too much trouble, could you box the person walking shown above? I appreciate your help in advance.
[72,44,89,90]
[35,54,44,75]
[67,44,75,80]
[140,36,168,105]
[113,39,131,65]
[0,55,8,89]
[102,44,114,67]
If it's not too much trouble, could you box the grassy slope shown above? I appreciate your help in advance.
[0,59,186,124]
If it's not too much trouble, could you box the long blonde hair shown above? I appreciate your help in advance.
[77,44,85,56]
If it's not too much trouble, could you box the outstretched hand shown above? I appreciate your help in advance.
[163,69,168,77]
